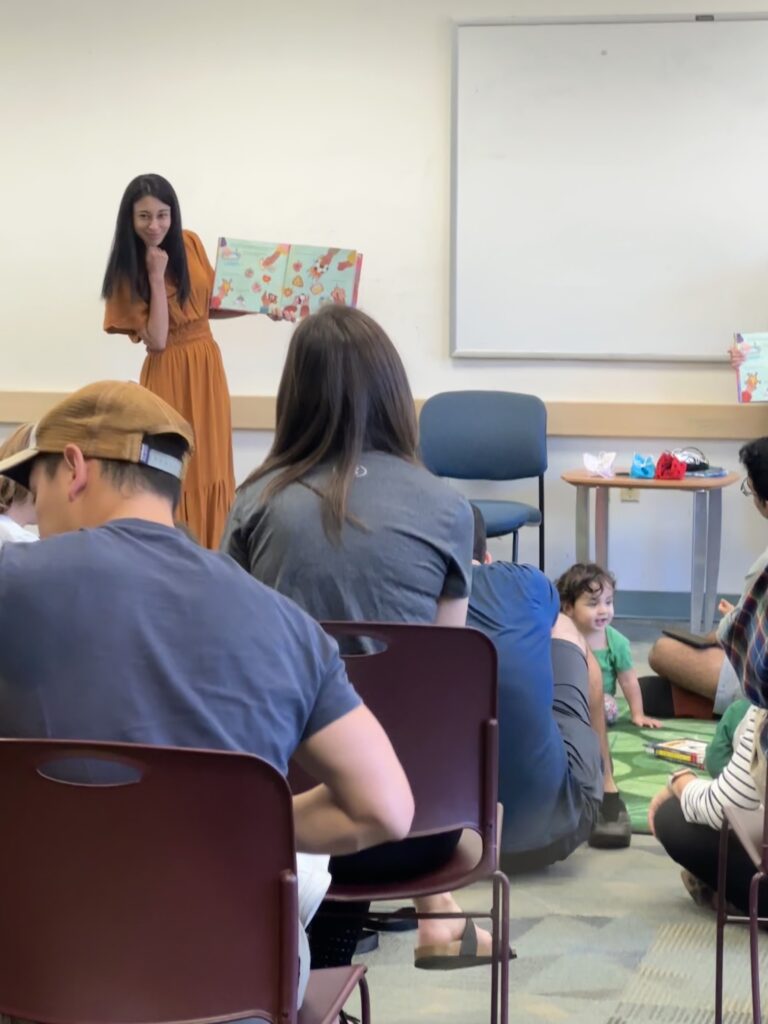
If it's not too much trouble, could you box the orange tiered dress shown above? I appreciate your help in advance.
[103,230,235,548]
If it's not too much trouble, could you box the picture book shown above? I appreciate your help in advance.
[210,237,363,321]
[661,626,717,650]
[734,332,768,403]
[646,738,707,768]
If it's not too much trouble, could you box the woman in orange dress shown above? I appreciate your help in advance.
[102,173,235,548]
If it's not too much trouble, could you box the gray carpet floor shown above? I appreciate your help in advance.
[347,836,766,1022]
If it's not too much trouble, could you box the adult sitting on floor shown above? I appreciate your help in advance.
[649,703,764,914]
[644,437,768,718]
[466,507,628,864]
[648,546,768,916]
[0,380,414,1007]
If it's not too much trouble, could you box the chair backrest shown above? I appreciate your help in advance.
[0,740,299,1024]
[419,390,548,481]
[290,623,498,842]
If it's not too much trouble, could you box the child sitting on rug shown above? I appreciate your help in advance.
[556,562,662,730]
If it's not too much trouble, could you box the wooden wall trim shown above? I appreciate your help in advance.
[0,392,763,440]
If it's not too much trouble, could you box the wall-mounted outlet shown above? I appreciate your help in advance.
[620,488,640,503]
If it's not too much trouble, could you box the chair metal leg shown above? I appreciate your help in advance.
[358,973,371,1024]
[749,872,763,1024]
[490,873,500,1024]
[715,821,730,1024]
[511,531,519,563]
[538,475,545,572]
[497,869,511,1024]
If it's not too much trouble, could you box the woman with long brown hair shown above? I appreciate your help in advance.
[222,304,492,971]
[224,303,471,627]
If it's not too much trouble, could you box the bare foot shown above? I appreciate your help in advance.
[417,917,493,953]
[414,892,493,953]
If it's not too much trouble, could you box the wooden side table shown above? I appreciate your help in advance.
[561,470,739,632]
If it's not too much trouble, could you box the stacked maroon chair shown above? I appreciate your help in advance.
[0,739,369,1024]
[291,622,509,1024]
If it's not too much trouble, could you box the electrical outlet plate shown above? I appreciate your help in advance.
[620,488,640,502]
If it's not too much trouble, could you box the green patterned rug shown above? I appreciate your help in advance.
[608,702,717,833]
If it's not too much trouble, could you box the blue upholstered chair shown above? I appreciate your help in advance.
[419,390,547,569]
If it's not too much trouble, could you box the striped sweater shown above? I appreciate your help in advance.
[680,706,761,829]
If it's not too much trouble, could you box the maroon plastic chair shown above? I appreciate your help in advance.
[714,757,768,1024]
[0,738,368,1024]
[290,622,509,1024]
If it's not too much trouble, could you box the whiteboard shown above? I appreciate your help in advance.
[452,17,768,361]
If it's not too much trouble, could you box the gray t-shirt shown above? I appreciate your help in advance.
[222,452,473,626]
[0,519,361,775]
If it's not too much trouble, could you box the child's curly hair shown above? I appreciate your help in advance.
[0,423,35,515]
[555,562,617,609]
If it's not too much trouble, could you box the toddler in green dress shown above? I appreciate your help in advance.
[556,563,662,729]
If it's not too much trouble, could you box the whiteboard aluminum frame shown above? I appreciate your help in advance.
[450,13,768,362]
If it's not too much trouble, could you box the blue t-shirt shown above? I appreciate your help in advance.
[467,562,583,852]
[0,519,361,774]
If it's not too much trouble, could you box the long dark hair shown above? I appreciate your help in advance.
[740,437,768,503]
[101,173,190,305]
[555,562,617,609]
[241,304,419,541]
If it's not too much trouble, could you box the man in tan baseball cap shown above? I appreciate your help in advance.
[0,378,414,1007]
[0,380,195,538]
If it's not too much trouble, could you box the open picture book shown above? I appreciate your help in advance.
[210,237,363,321]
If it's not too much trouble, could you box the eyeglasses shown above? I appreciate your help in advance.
[741,477,754,497]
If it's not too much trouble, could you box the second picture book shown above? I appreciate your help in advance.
[734,332,768,403]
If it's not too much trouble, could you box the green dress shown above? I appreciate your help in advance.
[592,625,634,696]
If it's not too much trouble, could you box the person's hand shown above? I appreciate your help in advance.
[146,245,168,282]
[647,787,672,837]
[718,598,735,616]
[632,713,663,729]
[729,342,746,370]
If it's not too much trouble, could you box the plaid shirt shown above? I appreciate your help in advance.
[720,562,768,754]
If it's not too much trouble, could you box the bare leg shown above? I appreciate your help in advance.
[414,892,492,951]
[648,636,723,700]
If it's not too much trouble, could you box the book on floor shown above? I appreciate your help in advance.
[734,332,768,403]
[210,237,363,321]
[647,738,707,768]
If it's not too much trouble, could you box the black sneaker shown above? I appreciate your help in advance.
[588,802,631,849]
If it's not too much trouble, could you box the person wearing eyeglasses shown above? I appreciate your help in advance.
[644,437,768,717]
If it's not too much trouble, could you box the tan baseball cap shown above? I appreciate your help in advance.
[0,380,196,488]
